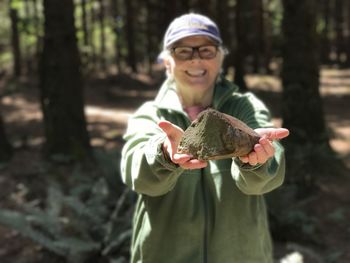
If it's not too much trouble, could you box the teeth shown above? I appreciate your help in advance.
[186,70,205,76]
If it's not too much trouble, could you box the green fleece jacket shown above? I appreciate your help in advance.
[121,77,285,263]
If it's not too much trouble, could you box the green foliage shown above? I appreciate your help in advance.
[0,150,134,263]
[325,250,344,263]
[0,3,11,66]
[267,0,283,36]
[327,208,347,223]
[266,185,321,245]
[282,210,317,236]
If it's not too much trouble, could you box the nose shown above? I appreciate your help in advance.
[190,49,201,60]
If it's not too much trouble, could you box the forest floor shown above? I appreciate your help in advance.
[0,67,349,263]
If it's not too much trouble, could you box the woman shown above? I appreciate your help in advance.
[121,13,289,263]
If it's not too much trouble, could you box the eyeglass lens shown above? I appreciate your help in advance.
[172,45,218,60]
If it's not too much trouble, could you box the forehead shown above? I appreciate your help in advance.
[172,35,217,46]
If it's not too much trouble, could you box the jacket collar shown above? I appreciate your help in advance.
[155,78,184,113]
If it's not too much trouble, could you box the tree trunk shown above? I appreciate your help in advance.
[281,0,334,180]
[32,0,42,61]
[264,3,273,74]
[145,0,155,75]
[216,0,235,75]
[0,115,12,162]
[39,0,91,161]
[124,0,137,72]
[252,0,268,73]
[234,0,248,91]
[90,3,98,70]
[81,0,89,47]
[347,0,350,66]
[320,0,332,64]
[194,0,213,17]
[110,0,122,72]
[98,0,107,72]
[23,0,33,74]
[9,6,22,77]
[335,0,345,65]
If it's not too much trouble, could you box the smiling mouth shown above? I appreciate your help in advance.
[185,69,206,77]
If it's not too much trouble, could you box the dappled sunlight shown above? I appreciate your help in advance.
[85,105,132,124]
[320,68,350,96]
[246,74,282,92]
[107,87,157,99]
[85,105,132,149]
[246,69,350,163]
[1,95,42,122]
[247,68,350,96]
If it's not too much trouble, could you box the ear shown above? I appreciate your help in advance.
[163,57,171,70]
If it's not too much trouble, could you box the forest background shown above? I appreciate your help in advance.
[0,0,349,262]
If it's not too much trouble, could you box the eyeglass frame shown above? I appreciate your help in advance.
[169,44,220,61]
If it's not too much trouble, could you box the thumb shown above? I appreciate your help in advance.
[158,120,184,141]
[255,128,290,140]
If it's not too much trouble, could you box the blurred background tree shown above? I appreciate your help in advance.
[39,0,91,161]
[1,0,347,171]
[0,115,13,162]
[0,0,350,262]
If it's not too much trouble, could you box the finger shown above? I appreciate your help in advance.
[247,151,258,166]
[181,160,208,170]
[254,144,268,164]
[239,155,249,163]
[255,128,290,141]
[173,153,193,164]
[259,137,275,157]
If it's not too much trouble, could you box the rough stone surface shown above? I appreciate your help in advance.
[178,108,260,160]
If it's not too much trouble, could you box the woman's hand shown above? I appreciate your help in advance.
[158,120,208,170]
[238,128,290,166]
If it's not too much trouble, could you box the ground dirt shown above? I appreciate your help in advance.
[0,68,349,263]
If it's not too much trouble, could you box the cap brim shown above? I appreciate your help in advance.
[165,32,222,48]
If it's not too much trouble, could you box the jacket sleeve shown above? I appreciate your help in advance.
[232,141,285,195]
[120,103,184,197]
[228,92,286,195]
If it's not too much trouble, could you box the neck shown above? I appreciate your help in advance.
[177,86,214,108]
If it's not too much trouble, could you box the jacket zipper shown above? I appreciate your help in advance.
[201,168,208,263]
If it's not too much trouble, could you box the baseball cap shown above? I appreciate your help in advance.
[163,13,222,49]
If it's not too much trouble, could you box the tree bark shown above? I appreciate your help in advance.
[281,0,337,182]
[81,0,89,47]
[335,0,345,65]
[347,0,350,66]
[281,0,327,144]
[9,6,22,77]
[39,0,91,161]
[320,0,332,64]
[89,3,98,70]
[216,0,235,75]
[32,0,42,61]
[0,115,12,162]
[110,0,122,72]
[97,0,107,71]
[124,0,137,72]
[234,0,248,91]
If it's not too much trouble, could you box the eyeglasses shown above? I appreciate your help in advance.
[170,45,219,61]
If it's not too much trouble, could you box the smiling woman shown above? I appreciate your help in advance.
[120,13,289,263]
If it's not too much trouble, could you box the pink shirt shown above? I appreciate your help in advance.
[184,105,206,121]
